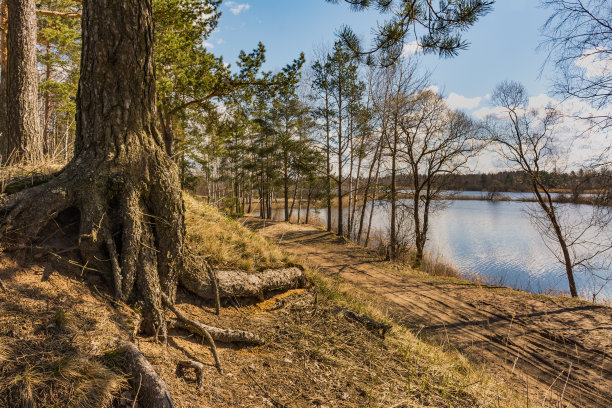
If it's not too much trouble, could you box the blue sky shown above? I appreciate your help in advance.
[206,0,554,104]
[205,1,610,171]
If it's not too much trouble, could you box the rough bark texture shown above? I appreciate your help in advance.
[120,340,175,408]
[169,319,264,345]
[4,0,41,163]
[1,0,185,337]
[0,0,7,150]
[176,360,205,390]
[181,266,306,300]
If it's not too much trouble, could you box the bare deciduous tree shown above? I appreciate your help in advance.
[541,0,612,129]
[398,90,480,265]
[487,80,612,298]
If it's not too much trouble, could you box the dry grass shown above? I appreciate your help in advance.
[0,258,132,408]
[0,159,64,195]
[303,268,526,407]
[185,194,291,271]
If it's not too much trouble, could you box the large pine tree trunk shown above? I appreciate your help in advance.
[4,0,41,163]
[2,0,184,337]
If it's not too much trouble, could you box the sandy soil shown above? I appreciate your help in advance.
[248,218,612,408]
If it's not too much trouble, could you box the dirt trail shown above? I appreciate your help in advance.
[247,219,612,408]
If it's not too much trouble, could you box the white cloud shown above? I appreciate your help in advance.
[402,41,421,57]
[202,41,214,48]
[472,105,505,120]
[446,93,482,110]
[575,47,612,78]
[226,1,250,15]
[424,85,440,95]
[474,92,612,171]
[216,38,224,45]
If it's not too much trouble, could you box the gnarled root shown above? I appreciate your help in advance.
[169,318,264,345]
[119,340,175,408]
[176,360,205,390]
[181,266,307,301]
[1,153,185,337]
[162,293,223,374]
[163,293,264,375]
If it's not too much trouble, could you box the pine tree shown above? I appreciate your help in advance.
[3,0,41,163]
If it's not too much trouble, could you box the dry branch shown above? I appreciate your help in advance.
[119,340,175,408]
[36,9,81,18]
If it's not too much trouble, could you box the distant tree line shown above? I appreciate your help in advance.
[394,169,612,196]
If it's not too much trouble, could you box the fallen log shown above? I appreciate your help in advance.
[119,340,175,408]
[181,266,307,300]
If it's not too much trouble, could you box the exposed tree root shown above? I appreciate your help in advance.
[207,263,221,315]
[176,360,205,390]
[120,340,175,408]
[162,293,223,374]
[0,155,185,337]
[181,266,307,301]
[340,308,392,339]
[169,317,264,345]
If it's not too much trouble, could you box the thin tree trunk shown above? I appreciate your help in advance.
[348,115,353,238]
[284,153,289,221]
[5,0,41,163]
[358,136,381,243]
[325,88,332,232]
[289,175,299,220]
[43,43,52,156]
[365,138,383,248]
[337,83,343,236]
[0,0,8,154]
[389,133,398,260]
[533,184,578,297]
[305,186,312,224]
[297,182,303,224]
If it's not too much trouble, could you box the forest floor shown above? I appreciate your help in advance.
[246,217,612,408]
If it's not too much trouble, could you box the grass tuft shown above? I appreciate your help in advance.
[185,194,290,271]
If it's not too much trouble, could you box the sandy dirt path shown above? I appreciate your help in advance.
[246,218,612,408]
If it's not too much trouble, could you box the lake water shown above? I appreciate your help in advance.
[272,196,612,302]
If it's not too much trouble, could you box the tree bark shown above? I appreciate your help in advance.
[2,0,185,337]
[120,340,175,408]
[533,183,578,297]
[325,87,332,232]
[389,131,398,260]
[43,42,52,156]
[0,0,7,151]
[337,82,343,236]
[5,0,41,163]
[358,135,381,243]
[181,266,306,301]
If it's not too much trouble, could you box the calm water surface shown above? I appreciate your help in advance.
[273,196,612,301]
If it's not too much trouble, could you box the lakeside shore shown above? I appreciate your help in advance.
[246,217,612,407]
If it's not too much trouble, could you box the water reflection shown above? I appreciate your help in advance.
[271,196,612,302]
